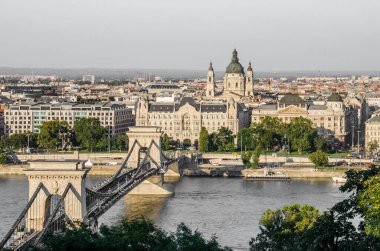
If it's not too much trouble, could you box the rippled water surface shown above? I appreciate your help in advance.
[0,176,346,250]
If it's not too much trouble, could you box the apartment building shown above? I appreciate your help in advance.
[4,102,134,136]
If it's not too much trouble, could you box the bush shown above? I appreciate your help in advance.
[0,153,7,164]
[308,150,328,167]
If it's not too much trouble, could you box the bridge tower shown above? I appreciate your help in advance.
[127,126,163,168]
[23,160,87,231]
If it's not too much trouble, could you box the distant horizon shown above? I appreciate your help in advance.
[1,1,379,71]
[1,66,380,74]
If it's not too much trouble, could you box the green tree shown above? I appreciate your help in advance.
[199,127,209,152]
[313,135,328,151]
[73,118,106,152]
[251,165,380,250]
[0,136,10,152]
[115,134,128,151]
[41,219,231,251]
[208,132,218,152]
[250,204,320,250]
[9,133,28,151]
[38,120,69,150]
[161,133,170,151]
[237,128,258,151]
[216,127,235,152]
[358,175,380,237]
[308,150,329,167]
[183,139,191,149]
[367,140,379,156]
[253,117,284,150]
[286,117,316,153]
[252,145,262,168]
[0,152,7,164]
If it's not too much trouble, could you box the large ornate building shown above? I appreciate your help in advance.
[365,115,380,151]
[251,93,352,146]
[135,97,250,144]
[206,49,254,99]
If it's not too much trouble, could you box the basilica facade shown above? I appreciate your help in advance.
[206,49,254,99]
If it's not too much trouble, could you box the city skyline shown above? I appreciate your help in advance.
[1,0,380,71]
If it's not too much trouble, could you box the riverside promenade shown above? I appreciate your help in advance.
[0,152,370,178]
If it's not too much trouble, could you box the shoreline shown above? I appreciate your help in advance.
[1,165,350,179]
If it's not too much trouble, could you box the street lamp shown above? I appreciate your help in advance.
[351,125,355,150]
[357,130,361,154]
[108,126,111,153]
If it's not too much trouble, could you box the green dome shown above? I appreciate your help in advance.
[279,94,305,106]
[226,49,244,74]
[327,93,343,102]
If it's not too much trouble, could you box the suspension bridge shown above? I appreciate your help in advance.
[0,126,181,250]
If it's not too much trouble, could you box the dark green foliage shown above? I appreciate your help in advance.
[251,166,380,250]
[38,120,70,150]
[250,204,319,250]
[0,152,7,164]
[214,127,235,152]
[161,133,170,151]
[308,150,329,167]
[8,133,28,151]
[73,118,106,152]
[40,219,231,251]
[198,127,209,152]
[183,139,191,149]
[286,117,316,153]
[252,145,262,168]
[313,135,328,151]
[115,134,129,151]
[238,116,318,153]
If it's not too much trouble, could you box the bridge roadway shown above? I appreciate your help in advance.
[0,139,179,251]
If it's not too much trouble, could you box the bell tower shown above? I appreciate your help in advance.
[206,62,215,98]
[245,62,254,96]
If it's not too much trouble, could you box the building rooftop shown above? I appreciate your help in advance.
[279,94,305,106]
[308,104,328,110]
[327,93,343,102]
[366,116,380,124]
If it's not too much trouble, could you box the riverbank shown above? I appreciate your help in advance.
[0,165,120,176]
[182,166,359,179]
[1,164,359,179]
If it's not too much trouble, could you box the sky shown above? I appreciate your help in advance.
[0,0,379,71]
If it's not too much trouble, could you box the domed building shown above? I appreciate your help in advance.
[206,49,254,99]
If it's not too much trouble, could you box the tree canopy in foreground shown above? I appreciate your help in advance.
[250,165,380,250]
[39,219,231,251]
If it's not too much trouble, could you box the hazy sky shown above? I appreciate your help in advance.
[1,0,379,71]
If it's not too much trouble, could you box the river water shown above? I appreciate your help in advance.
[0,176,346,250]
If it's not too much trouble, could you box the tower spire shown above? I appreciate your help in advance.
[232,49,238,62]
[247,61,252,71]
[208,61,214,71]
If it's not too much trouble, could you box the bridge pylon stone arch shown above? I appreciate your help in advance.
[23,159,87,231]
[126,126,163,168]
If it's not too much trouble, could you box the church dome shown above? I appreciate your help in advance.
[226,49,244,74]
[327,93,343,102]
[279,94,305,106]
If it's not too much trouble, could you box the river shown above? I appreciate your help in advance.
[0,176,346,250]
